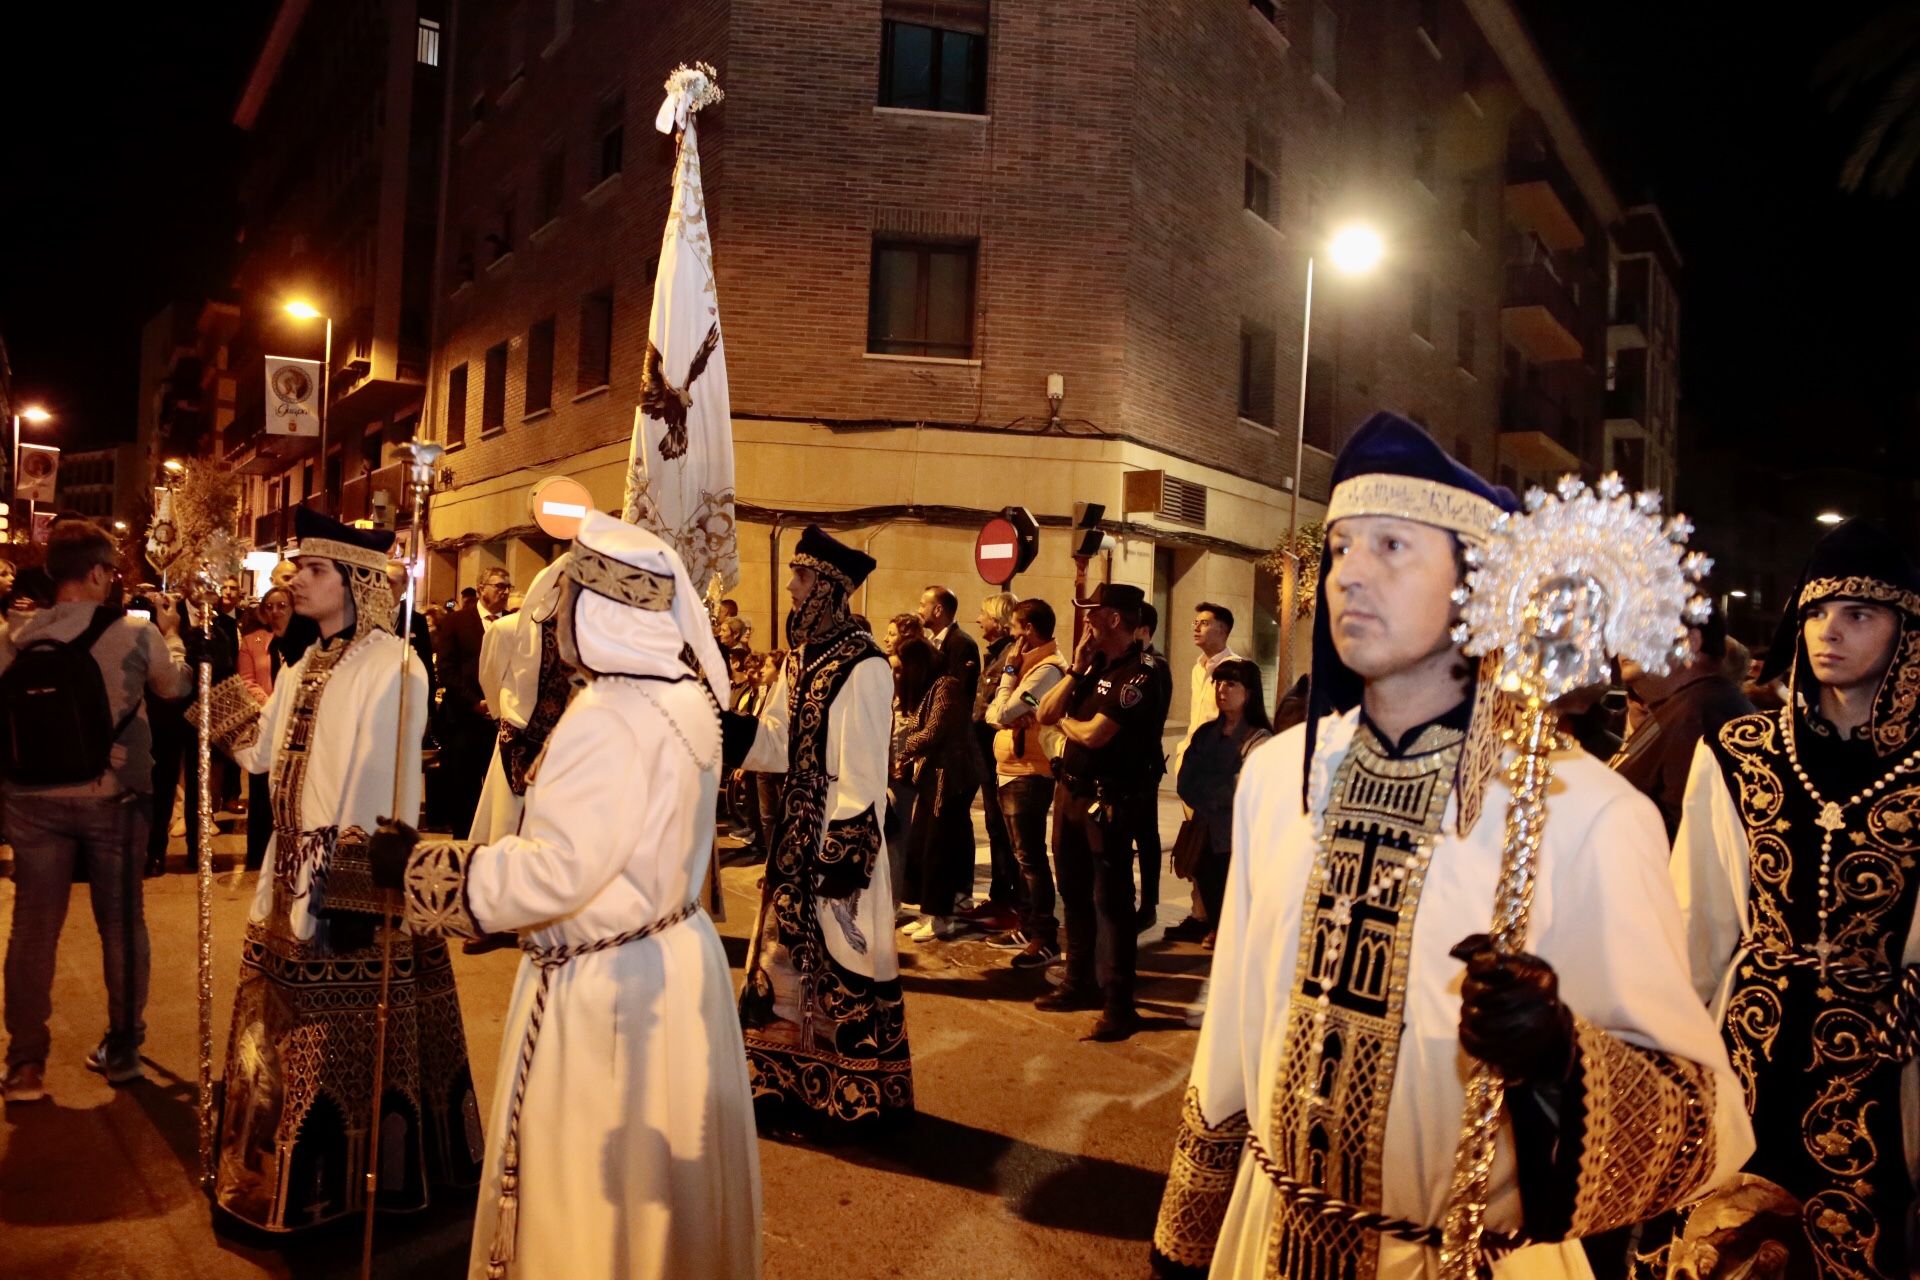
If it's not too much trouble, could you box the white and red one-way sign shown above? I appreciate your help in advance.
[974,516,1020,586]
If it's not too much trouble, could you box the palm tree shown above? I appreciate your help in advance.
[1818,2,1920,195]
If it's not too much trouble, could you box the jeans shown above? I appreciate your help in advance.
[1128,788,1163,912]
[1052,782,1139,1013]
[4,791,152,1069]
[998,775,1056,946]
[972,722,1019,907]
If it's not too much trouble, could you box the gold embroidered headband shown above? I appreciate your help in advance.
[294,536,391,574]
[566,543,675,610]
[1800,575,1920,617]
[791,553,853,592]
[1326,475,1503,545]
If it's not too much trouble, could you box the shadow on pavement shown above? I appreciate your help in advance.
[836,1110,1166,1243]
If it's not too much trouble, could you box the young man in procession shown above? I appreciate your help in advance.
[369,513,760,1280]
[199,507,481,1232]
[1151,412,1753,1279]
[722,526,912,1133]
[1668,518,1920,1279]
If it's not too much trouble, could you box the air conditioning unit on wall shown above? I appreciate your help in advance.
[1122,469,1208,530]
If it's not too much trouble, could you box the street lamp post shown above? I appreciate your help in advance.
[285,300,333,497]
[11,404,52,545]
[1277,224,1384,696]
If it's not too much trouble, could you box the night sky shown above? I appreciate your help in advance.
[4,4,1915,483]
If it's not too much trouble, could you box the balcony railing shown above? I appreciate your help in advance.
[1505,143,1585,251]
[1501,258,1586,364]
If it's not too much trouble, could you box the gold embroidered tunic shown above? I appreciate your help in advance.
[205,630,483,1231]
[1154,708,1750,1278]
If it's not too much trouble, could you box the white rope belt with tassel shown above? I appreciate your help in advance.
[487,900,703,1279]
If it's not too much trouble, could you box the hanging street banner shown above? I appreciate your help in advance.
[621,62,739,595]
[264,355,323,437]
[15,443,59,502]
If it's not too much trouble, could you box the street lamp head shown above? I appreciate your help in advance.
[284,300,323,320]
[1729,589,1748,599]
[163,458,187,478]
[1327,223,1385,276]
[112,520,129,534]
[20,406,51,424]
[1816,511,1846,526]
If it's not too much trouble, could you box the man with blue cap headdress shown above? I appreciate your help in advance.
[1151,414,1751,1278]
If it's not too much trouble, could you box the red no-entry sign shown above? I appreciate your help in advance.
[975,517,1020,586]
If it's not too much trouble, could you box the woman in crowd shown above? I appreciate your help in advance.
[882,612,924,657]
[1174,658,1271,947]
[237,587,293,871]
[895,637,977,942]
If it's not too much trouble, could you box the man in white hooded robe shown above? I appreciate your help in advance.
[370,512,762,1280]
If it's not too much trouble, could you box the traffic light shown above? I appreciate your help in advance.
[1071,501,1113,558]
[1002,506,1040,575]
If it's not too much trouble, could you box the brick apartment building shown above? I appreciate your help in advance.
[157,0,448,558]
[181,0,1681,726]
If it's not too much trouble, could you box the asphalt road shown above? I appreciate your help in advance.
[0,799,1208,1280]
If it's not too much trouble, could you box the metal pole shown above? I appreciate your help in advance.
[194,567,217,1187]
[360,439,442,1280]
[1277,254,1315,697]
[321,318,333,507]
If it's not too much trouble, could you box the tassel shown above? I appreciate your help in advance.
[489,1187,518,1277]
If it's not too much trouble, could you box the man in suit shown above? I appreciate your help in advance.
[432,567,508,833]
[918,585,980,696]
[919,584,984,917]
[388,562,437,704]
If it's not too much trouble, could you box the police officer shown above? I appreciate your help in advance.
[1130,602,1175,931]
[1033,582,1169,1042]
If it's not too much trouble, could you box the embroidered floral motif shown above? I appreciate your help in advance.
[815,804,881,900]
[199,674,265,753]
[565,544,675,611]
[402,840,482,940]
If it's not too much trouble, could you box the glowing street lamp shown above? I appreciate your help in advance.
[1280,221,1388,692]
[20,406,50,425]
[283,298,334,484]
[1816,511,1846,526]
[11,403,54,545]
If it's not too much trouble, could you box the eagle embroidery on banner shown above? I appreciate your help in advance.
[641,322,722,461]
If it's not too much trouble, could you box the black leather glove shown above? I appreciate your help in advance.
[368,817,421,890]
[1450,933,1577,1086]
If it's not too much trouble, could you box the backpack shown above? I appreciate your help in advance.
[0,607,140,786]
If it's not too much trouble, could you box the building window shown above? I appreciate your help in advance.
[1412,126,1435,189]
[879,19,988,114]
[445,363,469,446]
[482,342,508,433]
[525,317,556,415]
[1313,2,1338,87]
[578,287,614,391]
[1417,0,1439,40]
[1458,177,1479,241]
[867,240,977,359]
[594,95,624,183]
[506,3,528,82]
[536,147,564,227]
[1457,307,1476,373]
[487,193,515,262]
[455,226,475,286]
[1409,273,1432,343]
[1238,320,1276,425]
[1303,354,1334,451]
[1249,0,1279,23]
[361,425,383,474]
[1244,161,1273,223]
[416,17,442,66]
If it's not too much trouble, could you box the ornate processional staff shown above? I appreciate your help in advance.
[191,532,243,1188]
[360,439,443,1280]
[1435,474,1712,1279]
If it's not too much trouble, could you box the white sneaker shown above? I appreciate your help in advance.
[899,915,926,934]
[905,920,937,942]
[930,916,970,941]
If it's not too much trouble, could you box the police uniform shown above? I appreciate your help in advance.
[1053,626,1168,1020]
[1129,644,1174,921]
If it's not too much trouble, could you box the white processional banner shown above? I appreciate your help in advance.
[264,355,323,437]
[621,62,738,596]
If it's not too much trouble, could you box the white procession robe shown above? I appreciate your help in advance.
[1155,711,1753,1279]
[470,609,534,843]
[404,677,761,1280]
